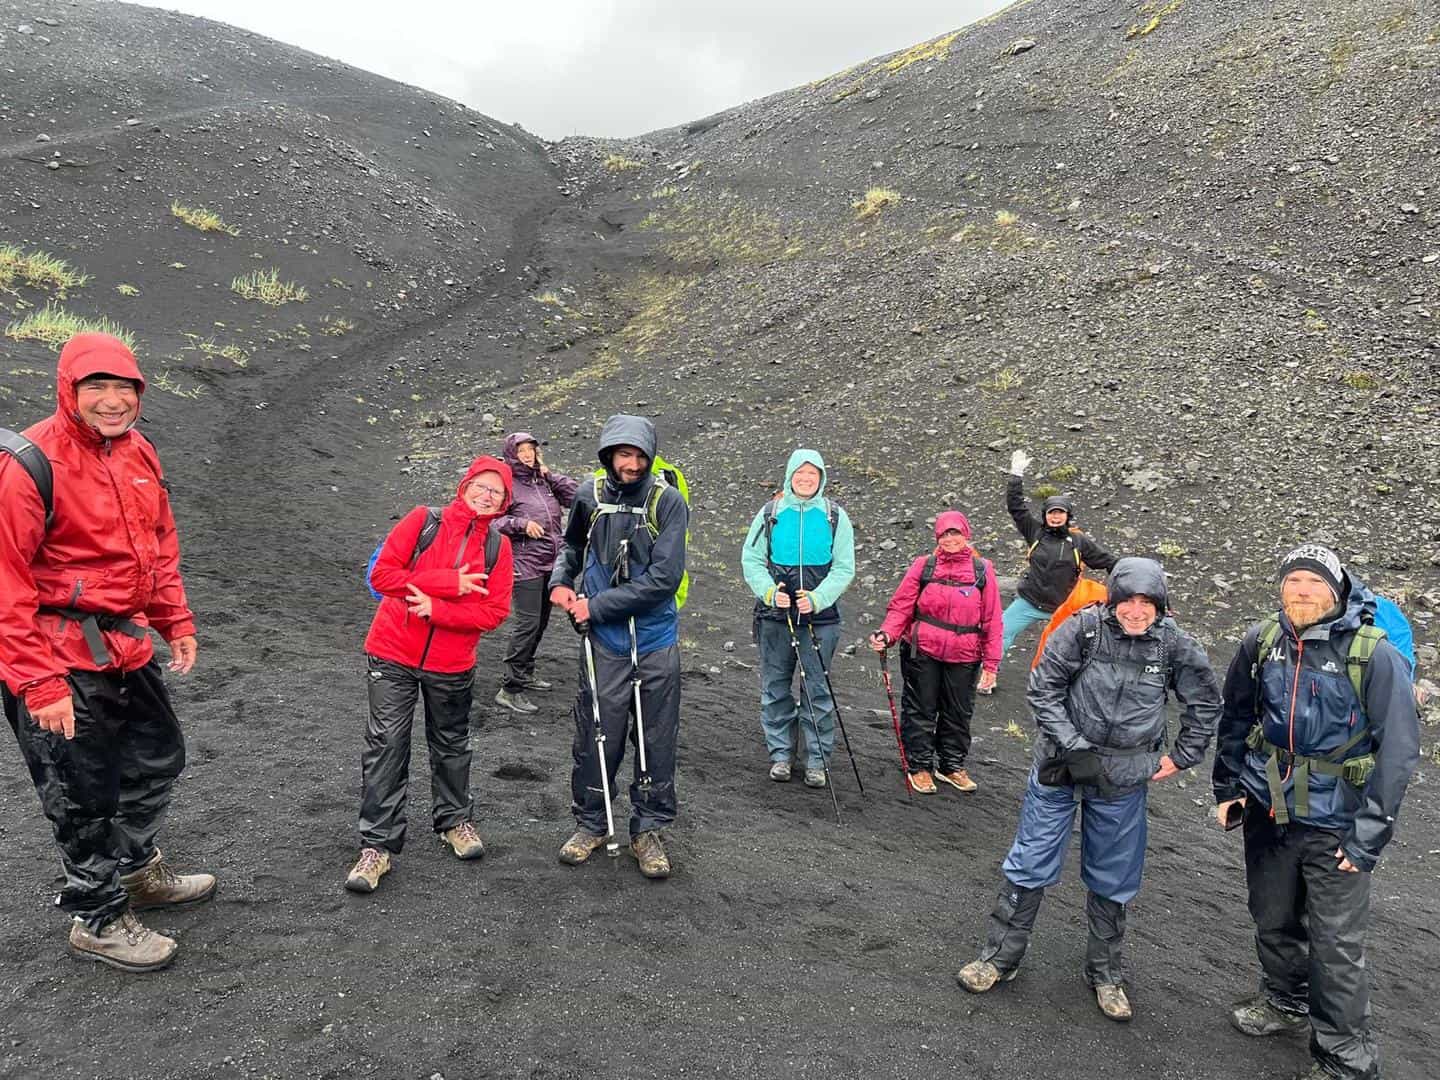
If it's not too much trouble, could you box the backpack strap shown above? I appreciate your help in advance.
[410,506,444,565]
[910,555,990,642]
[482,521,502,573]
[0,427,54,529]
[1347,624,1384,704]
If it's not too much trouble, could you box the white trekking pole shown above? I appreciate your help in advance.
[628,615,651,789]
[581,625,620,858]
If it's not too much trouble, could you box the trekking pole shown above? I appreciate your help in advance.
[628,614,651,790]
[786,608,842,824]
[806,620,864,796]
[614,537,651,790]
[581,626,621,857]
[878,651,914,797]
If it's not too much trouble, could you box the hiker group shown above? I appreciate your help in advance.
[0,333,1426,1080]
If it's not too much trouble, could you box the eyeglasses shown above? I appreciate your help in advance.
[470,484,505,499]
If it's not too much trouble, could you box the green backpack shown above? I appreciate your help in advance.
[589,454,691,609]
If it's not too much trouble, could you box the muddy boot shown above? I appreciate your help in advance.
[69,911,178,973]
[1229,995,1310,1037]
[631,830,672,879]
[344,847,392,893]
[803,767,828,788]
[120,849,217,910]
[769,761,792,782]
[955,959,1018,993]
[1095,984,1133,1022]
[440,821,485,861]
[494,688,538,714]
[521,676,552,692]
[558,830,607,865]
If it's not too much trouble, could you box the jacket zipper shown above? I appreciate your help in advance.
[416,519,475,669]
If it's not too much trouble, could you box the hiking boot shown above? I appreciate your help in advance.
[558,830,608,865]
[120,849,217,910]
[440,821,485,861]
[1229,995,1309,1037]
[344,847,392,893]
[631,831,672,879]
[955,959,1017,993]
[803,768,828,788]
[494,688,538,714]
[909,769,938,794]
[1095,984,1133,1022]
[935,767,978,793]
[69,911,177,973]
[769,761,792,782]
[521,676,552,692]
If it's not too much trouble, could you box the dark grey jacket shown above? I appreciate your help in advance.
[1028,558,1221,790]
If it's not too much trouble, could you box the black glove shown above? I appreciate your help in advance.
[1037,748,1106,789]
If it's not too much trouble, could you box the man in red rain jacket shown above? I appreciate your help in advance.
[0,332,213,973]
[345,455,515,894]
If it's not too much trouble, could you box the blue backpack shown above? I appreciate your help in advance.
[1372,595,1416,679]
[365,507,500,601]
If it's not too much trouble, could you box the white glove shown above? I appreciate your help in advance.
[1009,449,1032,476]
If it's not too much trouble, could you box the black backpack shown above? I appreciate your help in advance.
[365,508,500,600]
[0,428,54,528]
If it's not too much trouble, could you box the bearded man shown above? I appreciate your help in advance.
[1213,544,1419,1080]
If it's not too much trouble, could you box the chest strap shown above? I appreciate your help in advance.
[1245,723,1375,824]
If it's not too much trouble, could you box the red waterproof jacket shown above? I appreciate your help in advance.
[878,512,1002,671]
[363,455,515,673]
[0,334,195,710]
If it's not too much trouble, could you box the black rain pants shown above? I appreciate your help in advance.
[570,638,679,838]
[502,577,553,692]
[358,655,474,854]
[1243,803,1379,1080]
[4,661,185,930]
[899,645,977,774]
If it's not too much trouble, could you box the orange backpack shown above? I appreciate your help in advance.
[1030,577,1109,670]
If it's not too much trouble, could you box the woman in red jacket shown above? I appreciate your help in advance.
[346,456,515,894]
[869,511,1002,794]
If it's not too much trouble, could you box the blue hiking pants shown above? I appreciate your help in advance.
[977,769,1148,985]
[1001,595,1051,656]
[756,618,840,770]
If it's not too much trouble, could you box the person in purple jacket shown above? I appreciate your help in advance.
[493,432,578,713]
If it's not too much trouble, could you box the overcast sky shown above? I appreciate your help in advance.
[133,0,1008,140]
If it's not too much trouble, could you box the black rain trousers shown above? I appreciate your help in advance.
[502,577,553,692]
[570,638,679,838]
[4,662,185,930]
[1243,804,1379,1080]
[899,645,978,774]
[358,655,474,854]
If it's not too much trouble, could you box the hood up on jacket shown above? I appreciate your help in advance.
[56,332,145,444]
[503,430,542,480]
[934,510,972,540]
[1107,557,1169,613]
[783,448,828,503]
[596,414,657,484]
[1041,493,1074,529]
[455,454,513,516]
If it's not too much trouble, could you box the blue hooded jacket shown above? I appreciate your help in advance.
[1214,570,1420,871]
[548,415,687,656]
